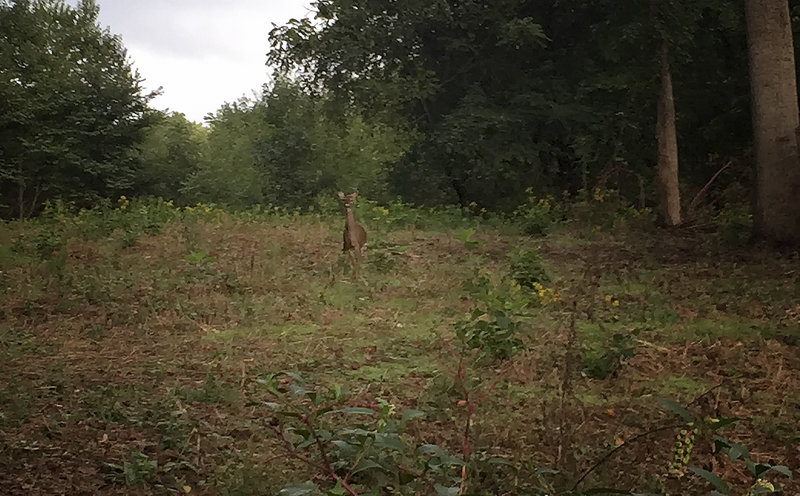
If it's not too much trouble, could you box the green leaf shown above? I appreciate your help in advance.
[351,459,387,475]
[655,398,693,423]
[765,464,793,478]
[374,433,405,451]
[418,444,447,457]
[285,372,305,383]
[709,417,749,431]
[486,457,516,467]
[689,467,731,495]
[289,383,308,396]
[434,484,459,496]
[401,409,425,422]
[278,483,321,496]
[337,407,376,416]
[724,441,749,462]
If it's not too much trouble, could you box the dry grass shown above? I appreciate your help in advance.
[0,213,798,495]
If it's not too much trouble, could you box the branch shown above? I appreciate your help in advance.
[571,423,685,490]
[688,160,732,216]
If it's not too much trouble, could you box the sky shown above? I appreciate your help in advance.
[88,0,313,122]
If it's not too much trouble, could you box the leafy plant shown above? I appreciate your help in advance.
[258,373,463,496]
[508,248,550,289]
[103,450,158,486]
[455,273,529,359]
[655,399,793,495]
[715,204,752,248]
[452,227,484,251]
[514,194,563,236]
[582,332,637,380]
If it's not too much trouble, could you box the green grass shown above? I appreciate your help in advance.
[0,205,798,495]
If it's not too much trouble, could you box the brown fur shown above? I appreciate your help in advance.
[337,191,367,275]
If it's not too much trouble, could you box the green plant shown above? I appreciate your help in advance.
[455,273,529,359]
[582,332,637,379]
[715,204,752,248]
[514,193,562,236]
[104,450,158,486]
[258,373,462,496]
[452,227,484,251]
[508,248,550,289]
[655,399,793,496]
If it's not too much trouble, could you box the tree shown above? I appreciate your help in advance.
[137,111,207,203]
[181,82,406,209]
[744,0,800,244]
[269,0,560,209]
[0,0,153,218]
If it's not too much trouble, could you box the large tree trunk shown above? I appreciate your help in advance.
[656,40,682,227]
[745,0,800,244]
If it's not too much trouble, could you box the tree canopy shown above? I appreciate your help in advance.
[0,0,154,218]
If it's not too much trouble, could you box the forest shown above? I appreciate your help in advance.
[0,0,799,495]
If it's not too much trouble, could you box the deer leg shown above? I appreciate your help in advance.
[348,249,359,277]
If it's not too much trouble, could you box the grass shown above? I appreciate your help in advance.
[0,203,798,495]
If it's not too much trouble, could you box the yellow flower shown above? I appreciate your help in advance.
[468,201,477,208]
[612,300,620,307]
[593,188,605,202]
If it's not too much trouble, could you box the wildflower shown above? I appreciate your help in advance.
[593,188,605,202]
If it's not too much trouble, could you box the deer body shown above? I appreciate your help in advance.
[338,192,367,275]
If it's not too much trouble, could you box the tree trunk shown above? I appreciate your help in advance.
[745,0,800,244]
[656,40,682,227]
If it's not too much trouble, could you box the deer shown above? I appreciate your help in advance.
[337,191,367,277]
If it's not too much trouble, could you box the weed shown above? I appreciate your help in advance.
[456,272,529,359]
[582,332,637,380]
[715,204,752,248]
[508,247,550,289]
[104,450,158,486]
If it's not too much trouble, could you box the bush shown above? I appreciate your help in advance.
[456,273,530,359]
[715,204,752,247]
[514,192,563,236]
[508,248,550,289]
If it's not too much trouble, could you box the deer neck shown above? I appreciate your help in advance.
[345,207,358,230]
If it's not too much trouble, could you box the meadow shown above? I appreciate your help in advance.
[0,198,797,495]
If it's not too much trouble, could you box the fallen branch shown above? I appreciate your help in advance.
[688,160,732,216]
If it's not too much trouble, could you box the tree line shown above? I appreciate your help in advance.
[1,0,799,243]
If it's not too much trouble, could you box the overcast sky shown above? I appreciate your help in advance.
[89,0,313,122]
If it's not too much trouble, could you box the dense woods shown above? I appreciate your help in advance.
[1,0,799,242]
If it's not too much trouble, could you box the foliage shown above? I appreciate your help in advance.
[183,82,409,210]
[509,248,550,289]
[582,332,638,380]
[654,399,793,495]
[258,373,463,496]
[137,111,208,204]
[0,0,154,218]
[514,192,566,236]
[715,204,753,248]
[455,272,530,359]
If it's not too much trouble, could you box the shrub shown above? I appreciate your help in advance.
[508,248,550,289]
[456,273,530,359]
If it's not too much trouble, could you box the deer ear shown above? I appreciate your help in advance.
[337,192,345,200]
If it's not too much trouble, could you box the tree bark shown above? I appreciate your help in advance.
[745,0,800,244]
[656,40,682,227]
